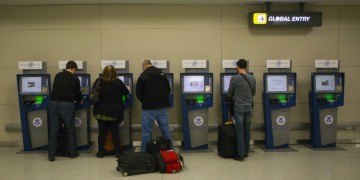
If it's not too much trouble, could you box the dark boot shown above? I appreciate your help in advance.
[96,151,104,158]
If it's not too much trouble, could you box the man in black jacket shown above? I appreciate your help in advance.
[136,60,173,152]
[48,61,82,161]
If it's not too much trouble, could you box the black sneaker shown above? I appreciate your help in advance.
[69,152,79,158]
[49,156,55,162]
[244,154,248,158]
[96,152,104,158]
[233,155,245,161]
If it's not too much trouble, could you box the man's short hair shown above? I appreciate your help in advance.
[142,60,152,66]
[236,59,247,69]
[66,60,78,70]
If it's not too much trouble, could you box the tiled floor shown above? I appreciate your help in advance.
[1,144,360,180]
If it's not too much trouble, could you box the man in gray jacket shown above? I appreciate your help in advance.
[227,59,256,161]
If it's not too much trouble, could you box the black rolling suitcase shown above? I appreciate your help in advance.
[218,122,237,158]
[116,152,157,176]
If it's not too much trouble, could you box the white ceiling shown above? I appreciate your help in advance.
[0,0,360,6]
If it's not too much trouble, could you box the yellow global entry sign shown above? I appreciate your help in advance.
[249,12,322,27]
[253,13,267,24]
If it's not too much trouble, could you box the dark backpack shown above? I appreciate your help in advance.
[146,136,171,155]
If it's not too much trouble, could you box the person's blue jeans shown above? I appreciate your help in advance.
[233,105,253,156]
[49,101,77,157]
[140,108,173,152]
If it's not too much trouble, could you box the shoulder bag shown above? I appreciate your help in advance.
[89,78,101,105]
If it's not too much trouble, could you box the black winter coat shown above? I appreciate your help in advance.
[93,78,129,121]
[136,66,170,110]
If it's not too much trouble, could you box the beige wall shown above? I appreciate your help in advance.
[0,4,359,143]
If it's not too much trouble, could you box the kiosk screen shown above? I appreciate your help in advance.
[266,75,288,93]
[222,75,232,93]
[183,75,205,93]
[315,75,335,92]
[77,76,82,87]
[118,76,125,83]
[117,75,132,92]
[20,76,48,95]
[77,75,90,95]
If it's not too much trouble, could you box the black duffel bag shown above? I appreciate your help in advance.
[116,152,157,177]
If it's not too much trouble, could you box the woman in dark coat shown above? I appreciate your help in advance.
[93,65,129,158]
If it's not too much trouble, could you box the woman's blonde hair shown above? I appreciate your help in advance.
[102,65,117,82]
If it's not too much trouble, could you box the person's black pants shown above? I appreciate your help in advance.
[97,120,121,153]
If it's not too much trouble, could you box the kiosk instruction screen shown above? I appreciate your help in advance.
[267,75,287,92]
[315,75,335,91]
[183,76,205,93]
[21,77,42,93]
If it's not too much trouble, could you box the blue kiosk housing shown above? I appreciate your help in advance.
[17,62,51,151]
[309,60,344,148]
[117,73,133,150]
[180,71,213,150]
[220,72,237,124]
[74,73,92,149]
[263,73,297,149]
[17,74,51,151]
[262,60,296,149]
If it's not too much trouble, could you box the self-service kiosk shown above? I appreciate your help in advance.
[150,60,174,138]
[101,60,133,150]
[17,61,50,151]
[181,60,213,150]
[309,60,344,148]
[59,61,91,149]
[262,60,296,149]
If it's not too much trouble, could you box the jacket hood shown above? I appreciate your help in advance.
[142,66,163,77]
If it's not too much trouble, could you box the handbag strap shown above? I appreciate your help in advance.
[95,77,101,86]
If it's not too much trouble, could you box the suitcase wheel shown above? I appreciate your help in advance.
[116,166,128,177]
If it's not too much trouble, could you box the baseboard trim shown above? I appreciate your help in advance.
[0,141,23,147]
